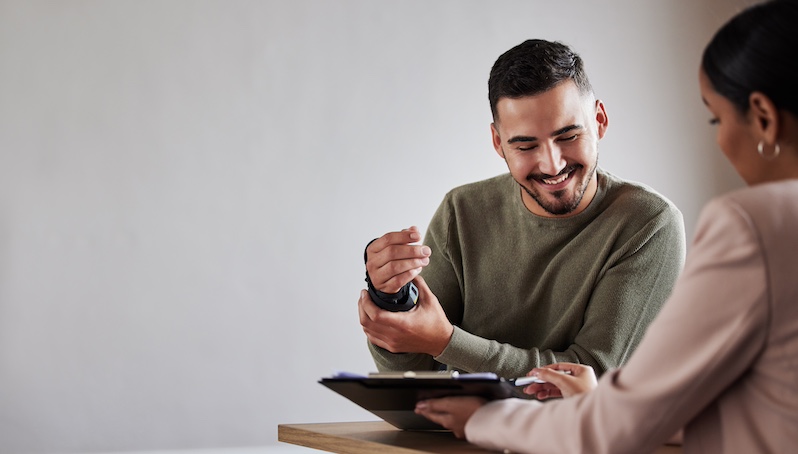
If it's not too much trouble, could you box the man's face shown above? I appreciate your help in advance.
[491,80,608,217]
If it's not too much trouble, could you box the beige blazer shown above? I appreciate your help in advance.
[466,180,798,454]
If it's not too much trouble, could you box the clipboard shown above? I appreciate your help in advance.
[319,372,523,430]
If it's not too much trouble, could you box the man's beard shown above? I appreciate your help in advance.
[520,161,598,216]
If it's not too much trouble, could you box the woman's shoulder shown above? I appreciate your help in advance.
[711,179,798,221]
[700,180,798,251]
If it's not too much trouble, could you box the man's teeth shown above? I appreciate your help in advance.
[542,173,569,185]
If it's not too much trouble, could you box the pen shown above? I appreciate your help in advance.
[512,370,572,387]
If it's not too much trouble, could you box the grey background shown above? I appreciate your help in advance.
[0,1,755,452]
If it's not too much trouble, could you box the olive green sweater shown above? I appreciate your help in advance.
[369,169,686,378]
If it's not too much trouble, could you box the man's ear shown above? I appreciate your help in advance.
[749,91,780,145]
[491,123,505,159]
[595,100,609,139]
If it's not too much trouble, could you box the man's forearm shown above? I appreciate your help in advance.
[368,342,439,372]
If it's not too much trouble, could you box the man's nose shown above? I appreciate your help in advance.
[538,143,567,176]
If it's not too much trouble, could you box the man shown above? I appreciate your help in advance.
[358,39,685,379]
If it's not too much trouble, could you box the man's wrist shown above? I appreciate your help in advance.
[430,323,454,357]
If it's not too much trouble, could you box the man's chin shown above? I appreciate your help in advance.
[526,187,583,216]
[539,200,580,216]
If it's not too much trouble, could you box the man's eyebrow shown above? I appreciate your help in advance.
[506,124,583,144]
[508,135,537,144]
[552,124,583,136]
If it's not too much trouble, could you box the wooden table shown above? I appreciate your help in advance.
[278,421,683,454]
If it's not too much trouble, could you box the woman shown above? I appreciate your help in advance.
[414,1,798,452]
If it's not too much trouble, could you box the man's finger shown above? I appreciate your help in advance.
[368,227,422,255]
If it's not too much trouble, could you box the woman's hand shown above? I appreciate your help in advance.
[414,396,487,439]
[523,363,597,400]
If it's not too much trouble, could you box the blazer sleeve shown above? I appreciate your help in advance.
[464,196,769,454]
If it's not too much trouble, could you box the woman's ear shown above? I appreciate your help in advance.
[749,91,780,145]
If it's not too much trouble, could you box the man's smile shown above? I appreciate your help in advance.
[529,165,581,190]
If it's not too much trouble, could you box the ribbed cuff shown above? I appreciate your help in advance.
[434,326,490,372]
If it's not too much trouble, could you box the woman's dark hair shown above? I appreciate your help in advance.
[702,0,798,115]
[488,39,593,121]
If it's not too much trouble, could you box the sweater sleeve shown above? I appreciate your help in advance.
[464,197,768,453]
[437,203,686,376]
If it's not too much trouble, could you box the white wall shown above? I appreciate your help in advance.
[0,1,755,453]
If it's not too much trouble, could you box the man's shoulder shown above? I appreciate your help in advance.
[444,173,513,202]
[449,173,511,192]
[599,170,681,220]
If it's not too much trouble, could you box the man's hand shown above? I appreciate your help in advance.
[414,396,486,439]
[522,362,598,400]
[359,275,453,357]
[365,226,431,293]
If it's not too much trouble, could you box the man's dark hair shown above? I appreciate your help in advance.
[702,0,798,116]
[488,39,593,121]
